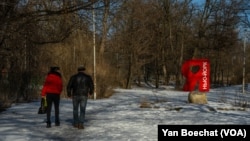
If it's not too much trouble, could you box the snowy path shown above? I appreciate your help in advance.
[0,86,250,141]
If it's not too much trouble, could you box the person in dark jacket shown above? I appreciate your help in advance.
[67,66,94,129]
[41,66,63,128]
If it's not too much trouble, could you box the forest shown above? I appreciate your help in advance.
[0,0,250,109]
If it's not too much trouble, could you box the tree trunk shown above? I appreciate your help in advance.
[99,0,110,60]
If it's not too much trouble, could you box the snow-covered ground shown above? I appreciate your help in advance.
[0,85,250,141]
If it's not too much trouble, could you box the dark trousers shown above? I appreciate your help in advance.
[46,93,60,124]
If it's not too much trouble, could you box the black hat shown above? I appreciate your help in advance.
[50,66,60,72]
[78,66,86,71]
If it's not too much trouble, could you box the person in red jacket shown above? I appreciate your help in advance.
[41,66,63,128]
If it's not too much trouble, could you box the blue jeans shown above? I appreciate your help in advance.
[72,95,88,125]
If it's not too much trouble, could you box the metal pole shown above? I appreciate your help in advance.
[242,32,246,94]
[24,33,27,70]
[92,3,97,99]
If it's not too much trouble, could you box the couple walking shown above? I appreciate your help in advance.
[41,66,94,129]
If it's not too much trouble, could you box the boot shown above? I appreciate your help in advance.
[55,120,60,126]
[46,123,51,128]
[55,122,60,126]
[78,124,84,129]
[46,121,51,128]
[73,124,78,128]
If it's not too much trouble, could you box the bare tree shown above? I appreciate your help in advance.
[191,0,243,85]
[0,0,98,103]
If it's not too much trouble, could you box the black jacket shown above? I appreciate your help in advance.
[67,72,94,97]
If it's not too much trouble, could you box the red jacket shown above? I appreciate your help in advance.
[41,72,63,97]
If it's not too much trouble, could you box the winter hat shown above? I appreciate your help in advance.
[78,66,86,71]
[50,66,60,72]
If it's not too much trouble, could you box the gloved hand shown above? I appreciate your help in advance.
[67,93,71,98]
